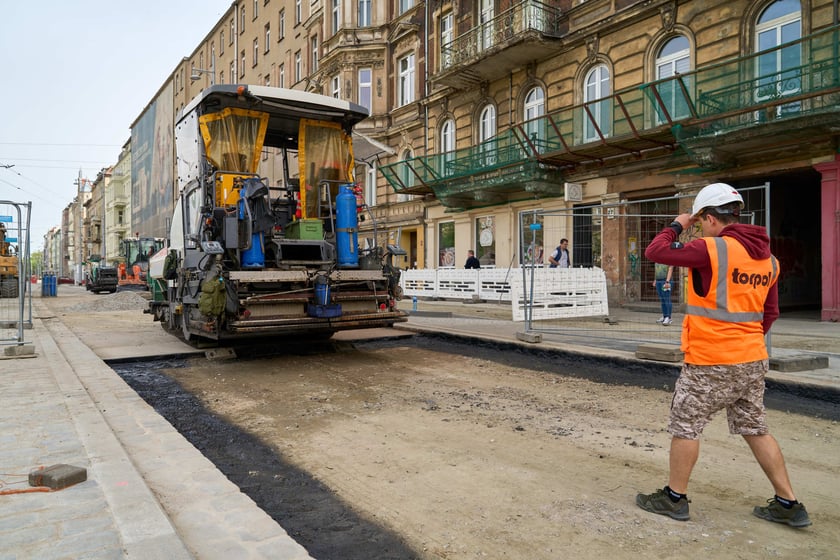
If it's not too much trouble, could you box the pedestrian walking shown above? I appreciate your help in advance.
[548,239,570,268]
[653,263,674,326]
[464,250,481,269]
[636,182,811,527]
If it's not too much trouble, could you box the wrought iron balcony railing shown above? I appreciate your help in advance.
[440,0,564,72]
[383,25,840,197]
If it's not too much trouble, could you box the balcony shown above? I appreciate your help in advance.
[434,1,565,89]
[382,25,840,208]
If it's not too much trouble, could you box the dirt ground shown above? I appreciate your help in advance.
[43,290,840,560]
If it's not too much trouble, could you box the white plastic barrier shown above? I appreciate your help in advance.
[510,267,609,322]
[402,268,515,302]
[401,267,608,322]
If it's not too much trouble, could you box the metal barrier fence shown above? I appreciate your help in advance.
[400,267,610,322]
[0,201,32,347]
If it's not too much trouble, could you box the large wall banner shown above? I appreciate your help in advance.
[131,82,174,238]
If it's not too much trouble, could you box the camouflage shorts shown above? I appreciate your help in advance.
[667,360,769,440]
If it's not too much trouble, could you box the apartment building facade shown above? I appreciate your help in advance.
[381,0,840,319]
[126,0,839,318]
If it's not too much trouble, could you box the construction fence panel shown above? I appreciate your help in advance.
[0,201,33,347]
[510,267,609,322]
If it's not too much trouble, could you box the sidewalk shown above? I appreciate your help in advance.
[0,292,313,560]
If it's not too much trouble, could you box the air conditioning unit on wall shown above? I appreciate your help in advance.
[564,182,583,202]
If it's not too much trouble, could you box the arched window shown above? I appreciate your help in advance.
[440,118,455,176]
[756,0,801,115]
[479,104,496,166]
[655,35,691,122]
[398,148,413,202]
[583,64,611,142]
[440,119,455,153]
[523,87,546,148]
[479,105,496,142]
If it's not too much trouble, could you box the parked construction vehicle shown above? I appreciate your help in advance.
[85,261,118,294]
[147,85,407,344]
[0,222,20,298]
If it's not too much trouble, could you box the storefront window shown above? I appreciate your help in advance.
[520,210,544,266]
[475,216,495,266]
[438,221,455,267]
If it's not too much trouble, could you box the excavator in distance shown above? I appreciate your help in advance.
[146,85,407,345]
[117,236,165,291]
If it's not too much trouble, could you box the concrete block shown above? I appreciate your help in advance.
[635,343,684,363]
[29,464,87,490]
[205,347,237,360]
[516,331,542,344]
[769,354,829,372]
[3,344,35,357]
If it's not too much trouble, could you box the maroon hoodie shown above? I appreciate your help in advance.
[645,223,779,333]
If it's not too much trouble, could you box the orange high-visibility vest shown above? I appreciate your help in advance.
[683,236,779,365]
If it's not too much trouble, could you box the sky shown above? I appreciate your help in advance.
[0,0,231,250]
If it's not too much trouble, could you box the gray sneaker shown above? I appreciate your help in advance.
[753,498,812,528]
[636,488,690,521]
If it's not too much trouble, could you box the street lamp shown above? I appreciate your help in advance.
[190,58,216,85]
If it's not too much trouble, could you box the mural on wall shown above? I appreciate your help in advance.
[131,82,174,238]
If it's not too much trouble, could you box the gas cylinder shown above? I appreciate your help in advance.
[336,185,359,267]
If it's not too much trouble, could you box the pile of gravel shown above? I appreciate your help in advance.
[66,291,151,313]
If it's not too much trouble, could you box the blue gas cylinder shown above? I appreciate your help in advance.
[239,191,265,269]
[314,274,330,305]
[336,185,359,267]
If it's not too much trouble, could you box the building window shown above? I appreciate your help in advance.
[265,24,271,52]
[219,70,225,85]
[399,0,414,15]
[475,216,495,267]
[311,36,318,72]
[279,9,285,40]
[523,86,545,146]
[358,68,372,111]
[279,63,285,87]
[398,53,415,106]
[230,19,235,43]
[438,221,455,267]
[332,0,340,35]
[479,104,496,165]
[364,163,376,208]
[479,0,494,50]
[479,104,496,142]
[220,30,225,54]
[584,64,611,141]
[397,148,413,202]
[756,0,802,115]
[440,12,453,70]
[331,75,341,98]
[655,35,691,123]
[240,6,246,32]
[264,74,271,87]
[295,0,301,24]
[358,0,371,26]
[440,118,455,171]
[440,118,455,153]
[295,51,302,82]
[253,0,258,19]
[230,61,236,82]
[240,50,246,77]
